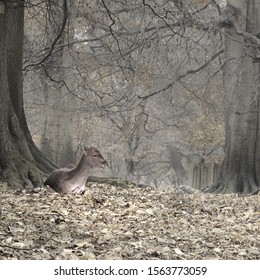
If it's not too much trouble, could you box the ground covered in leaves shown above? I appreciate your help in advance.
[0,183,259,260]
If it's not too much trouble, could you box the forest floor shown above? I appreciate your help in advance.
[0,183,259,260]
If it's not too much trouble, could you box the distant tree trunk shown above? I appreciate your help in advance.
[122,127,135,179]
[40,72,74,166]
[121,115,140,180]
[167,146,187,183]
[209,0,260,193]
[0,1,55,189]
[40,1,74,166]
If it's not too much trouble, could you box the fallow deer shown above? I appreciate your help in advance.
[44,146,108,194]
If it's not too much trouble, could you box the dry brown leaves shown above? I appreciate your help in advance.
[0,183,259,260]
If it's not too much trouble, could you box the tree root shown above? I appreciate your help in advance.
[1,163,43,190]
[201,180,260,195]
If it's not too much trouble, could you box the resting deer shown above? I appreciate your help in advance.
[44,146,108,194]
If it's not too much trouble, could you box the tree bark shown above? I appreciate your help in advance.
[207,0,260,194]
[0,1,55,190]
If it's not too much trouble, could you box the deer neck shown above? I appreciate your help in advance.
[67,156,92,184]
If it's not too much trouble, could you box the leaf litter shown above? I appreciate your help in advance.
[0,183,259,260]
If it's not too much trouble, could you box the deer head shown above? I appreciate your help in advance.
[82,146,108,168]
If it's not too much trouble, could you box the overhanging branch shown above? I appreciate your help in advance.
[139,48,224,100]
[23,0,69,71]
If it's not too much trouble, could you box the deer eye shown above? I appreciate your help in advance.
[93,154,98,158]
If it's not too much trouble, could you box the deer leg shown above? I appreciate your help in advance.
[72,185,86,194]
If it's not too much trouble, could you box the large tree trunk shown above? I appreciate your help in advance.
[208,0,260,194]
[0,1,55,190]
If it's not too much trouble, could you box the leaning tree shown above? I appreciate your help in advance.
[0,0,55,189]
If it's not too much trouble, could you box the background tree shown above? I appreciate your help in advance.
[39,0,75,166]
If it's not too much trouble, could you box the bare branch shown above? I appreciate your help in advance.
[139,48,224,100]
[23,0,69,71]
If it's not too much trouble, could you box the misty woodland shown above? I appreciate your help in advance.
[0,0,259,260]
